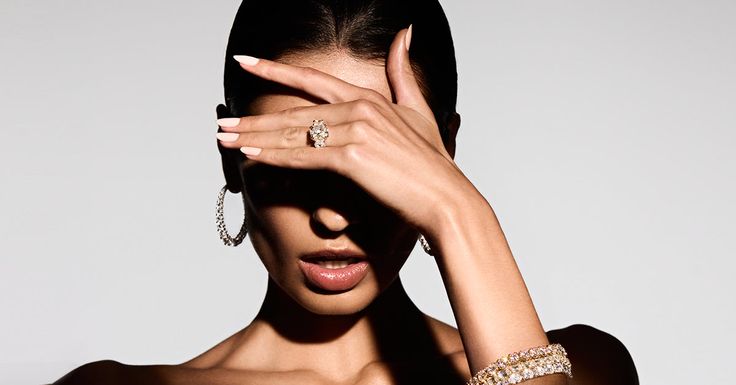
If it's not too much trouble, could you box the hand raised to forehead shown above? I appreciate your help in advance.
[216,26,473,237]
[223,25,441,147]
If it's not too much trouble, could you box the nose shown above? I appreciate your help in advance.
[311,206,352,233]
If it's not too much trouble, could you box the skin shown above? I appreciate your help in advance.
[52,28,639,385]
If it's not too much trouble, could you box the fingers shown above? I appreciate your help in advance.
[232,55,386,105]
[243,145,349,174]
[215,103,245,194]
[385,25,435,123]
[217,121,364,150]
[216,110,358,176]
[232,26,433,123]
[216,99,384,149]
[217,101,369,133]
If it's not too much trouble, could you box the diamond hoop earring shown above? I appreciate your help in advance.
[216,185,248,247]
[418,234,433,255]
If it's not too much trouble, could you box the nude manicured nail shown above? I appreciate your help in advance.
[240,146,262,156]
[405,24,413,51]
[233,55,260,66]
[216,132,239,142]
[217,117,240,127]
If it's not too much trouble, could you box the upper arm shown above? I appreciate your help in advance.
[52,360,124,385]
[546,324,639,385]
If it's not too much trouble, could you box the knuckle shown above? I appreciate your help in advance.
[360,88,386,104]
[283,126,302,144]
[260,64,273,79]
[293,147,310,163]
[264,149,282,166]
[280,108,295,121]
[235,116,252,130]
[300,66,320,82]
[353,99,380,118]
[349,120,371,141]
[283,105,306,119]
[341,143,364,165]
[260,148,275,163]
[232,133,247,146]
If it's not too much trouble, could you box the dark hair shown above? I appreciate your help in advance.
[223,0,458,142]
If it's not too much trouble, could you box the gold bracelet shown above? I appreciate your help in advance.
[467,343,573,385]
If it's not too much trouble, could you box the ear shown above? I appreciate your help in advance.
[216,104,245,194]
[442,111,461,159]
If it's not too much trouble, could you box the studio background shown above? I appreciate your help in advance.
[1,1,734,384]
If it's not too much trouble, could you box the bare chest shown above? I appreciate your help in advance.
[137,357,467,385]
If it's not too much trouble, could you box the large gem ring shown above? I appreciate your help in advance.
[308,119,329,148]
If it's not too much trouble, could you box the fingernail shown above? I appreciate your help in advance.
[240,146,262,156]
[216,132,239,142]
[233,55,260,66]
[217,117,240,127]
[405,24,413,51]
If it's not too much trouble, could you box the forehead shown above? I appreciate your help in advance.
[248,51,391,115]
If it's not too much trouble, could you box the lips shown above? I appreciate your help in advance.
[298,249,369,291]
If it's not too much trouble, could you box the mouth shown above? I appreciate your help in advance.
[299,249,367,264]
[298,250,369,291]
[300,257,365,269]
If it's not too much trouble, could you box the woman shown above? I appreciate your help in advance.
[54,0,638,384]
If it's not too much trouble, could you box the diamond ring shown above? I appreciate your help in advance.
[308,119,329,148]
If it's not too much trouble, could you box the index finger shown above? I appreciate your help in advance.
[233,55,386,105]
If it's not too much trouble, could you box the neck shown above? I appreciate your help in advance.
[230,277,443,380]
[255,277,423,343]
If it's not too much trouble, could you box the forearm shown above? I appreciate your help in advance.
[429,189,568,385]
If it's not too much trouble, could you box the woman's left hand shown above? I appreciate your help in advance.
[216,27,481,239]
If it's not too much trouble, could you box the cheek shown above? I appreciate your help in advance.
[247,204,310,259]
[240,166,314,256]
[240,200,308,289]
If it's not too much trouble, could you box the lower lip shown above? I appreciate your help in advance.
[297,259,369,292]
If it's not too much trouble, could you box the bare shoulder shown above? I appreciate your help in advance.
[51,360,129,385]
[546,323,639,385]
[50,327,247,385]
[50,359,321,385]
[50,360,187,385]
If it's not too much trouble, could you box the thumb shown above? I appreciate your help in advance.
[386,25,435,122]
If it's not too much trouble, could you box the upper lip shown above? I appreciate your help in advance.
[300,249,368,262]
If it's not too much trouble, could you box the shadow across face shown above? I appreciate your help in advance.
[241,162,407,259]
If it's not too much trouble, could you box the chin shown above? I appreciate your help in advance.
[295,281,381,315]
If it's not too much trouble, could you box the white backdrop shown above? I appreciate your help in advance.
[1,1,734,384]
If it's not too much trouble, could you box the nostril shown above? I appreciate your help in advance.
[311,207,351,233]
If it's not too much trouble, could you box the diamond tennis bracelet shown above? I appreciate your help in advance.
[467,343,573,385]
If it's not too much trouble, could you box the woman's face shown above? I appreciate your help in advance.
[240,51,420,315]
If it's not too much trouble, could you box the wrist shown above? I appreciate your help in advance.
[422,191,551,373]
[425,189,500,256]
